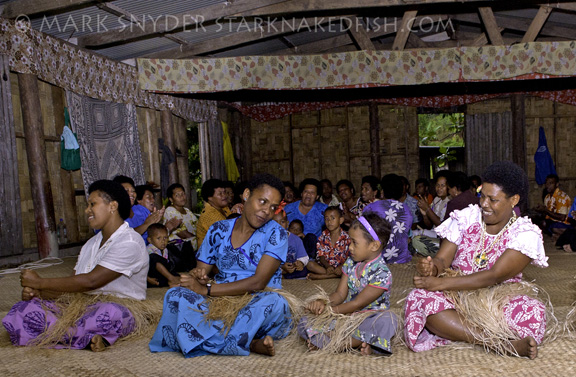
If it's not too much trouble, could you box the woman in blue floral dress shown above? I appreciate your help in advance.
[149,174,291,357]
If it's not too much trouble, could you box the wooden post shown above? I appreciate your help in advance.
[511,94,527,171]
[209,118,226,179]
[18,73,58,258]
[0,55,23,257]
[52,86,79,243]
[241,115,253,180]
[160,109,178,185]
[369,103,381,177]
[175,117,192,206]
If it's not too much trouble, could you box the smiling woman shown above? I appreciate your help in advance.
[2,180,149,351]
[404,161,549,360]
[149,173,295,358]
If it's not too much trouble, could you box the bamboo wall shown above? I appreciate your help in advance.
[525,97,576,207]
[9,73,189,253]
[245,104,421,193]
[234,97,576,210]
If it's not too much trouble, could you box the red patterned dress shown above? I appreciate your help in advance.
[403,205,549,352]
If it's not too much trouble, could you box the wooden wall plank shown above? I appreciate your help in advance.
[0,55,23,256]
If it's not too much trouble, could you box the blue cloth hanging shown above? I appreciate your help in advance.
[534,126,556,185]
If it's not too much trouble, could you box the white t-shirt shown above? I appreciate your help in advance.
[74,222,148,300]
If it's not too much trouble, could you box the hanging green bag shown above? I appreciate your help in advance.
[60,107,81,171]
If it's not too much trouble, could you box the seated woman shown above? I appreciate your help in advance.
[358,175,380,216]
[196,179,231,248]
[363,174,413,264]
[164,183,198,271]
[412,170,451,257]
[112,176,166,242]
[404,161,549,359]
[149,173,292,357]
[2,180,149,351]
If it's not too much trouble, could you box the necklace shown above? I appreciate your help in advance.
[473,212,517,269]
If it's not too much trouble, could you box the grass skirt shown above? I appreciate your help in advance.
[296,288,399,354]
[440,270,558,356]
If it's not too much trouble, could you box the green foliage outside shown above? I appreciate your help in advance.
[419,113,465,170]
[187,122,204,213]
[418,113,465,147]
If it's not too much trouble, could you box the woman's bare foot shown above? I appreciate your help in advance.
[509,336,538,359]
[563,244,573,253]
[360,342,373,356]
[90,335,108,352]
[250,336,275,356]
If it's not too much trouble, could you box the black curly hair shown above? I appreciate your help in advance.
[147,223,168,237]
[247,173,285,198]
[351,213,391,247]
[200,179,224,201]
[112,175,135,188]
[88,180,131,220]
[482,161,529,206]
[380,174,404,200]
[336,179,355,196]
[298,178,321,197]
[166,183,185,204]
[135,184,154,201]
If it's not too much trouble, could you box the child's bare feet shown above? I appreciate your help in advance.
[306,340,319,351]
[250,336,275,356]
[147,277,160,286]
[509,336,538,359]
[90,335,108,352]
[168,275,181,287]
[563,244,573,253]
[360,342,373,356]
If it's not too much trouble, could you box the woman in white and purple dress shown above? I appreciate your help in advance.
[2,180,148,351]
[404,161,548,359]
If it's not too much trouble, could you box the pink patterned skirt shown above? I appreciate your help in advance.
[403,287,547,352]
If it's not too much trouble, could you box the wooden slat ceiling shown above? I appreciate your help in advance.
[2,0,576,101]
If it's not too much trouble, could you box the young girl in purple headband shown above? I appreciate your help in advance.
[298,213,398,355]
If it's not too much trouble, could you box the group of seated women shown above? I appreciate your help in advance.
[2,161,550,360]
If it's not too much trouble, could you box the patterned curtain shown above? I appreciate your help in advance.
[66,91,146,193]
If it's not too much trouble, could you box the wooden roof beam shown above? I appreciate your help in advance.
[1,0,116,19]
[454,12,576,40]
[521,6,552,42]
[77,0,288,47]
[392,10,418,50]
[268,14,447,55]
[147,16,328,59]
[241,0,526,17]
[542,2,576,12]
[347,17,376,50]
[470,27,503,46]
[478,7,503,45]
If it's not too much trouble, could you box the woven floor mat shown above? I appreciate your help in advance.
[1,242,576,376]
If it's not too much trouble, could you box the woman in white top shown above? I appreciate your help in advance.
[2,180,148,352]
[411,171,452,257]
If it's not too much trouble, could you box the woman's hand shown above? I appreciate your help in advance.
[413,276,443,291]
[417,196,431,212]
[146,208,164,225]
[307,299,326,315]
[21,286,41,301]
[21,269,42,289]
[165,217,182,233]
[189,267,210,285]
[293,260,305,271]
[416,256,436,277]
[282,263,296,273]
[179,273,206,294]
